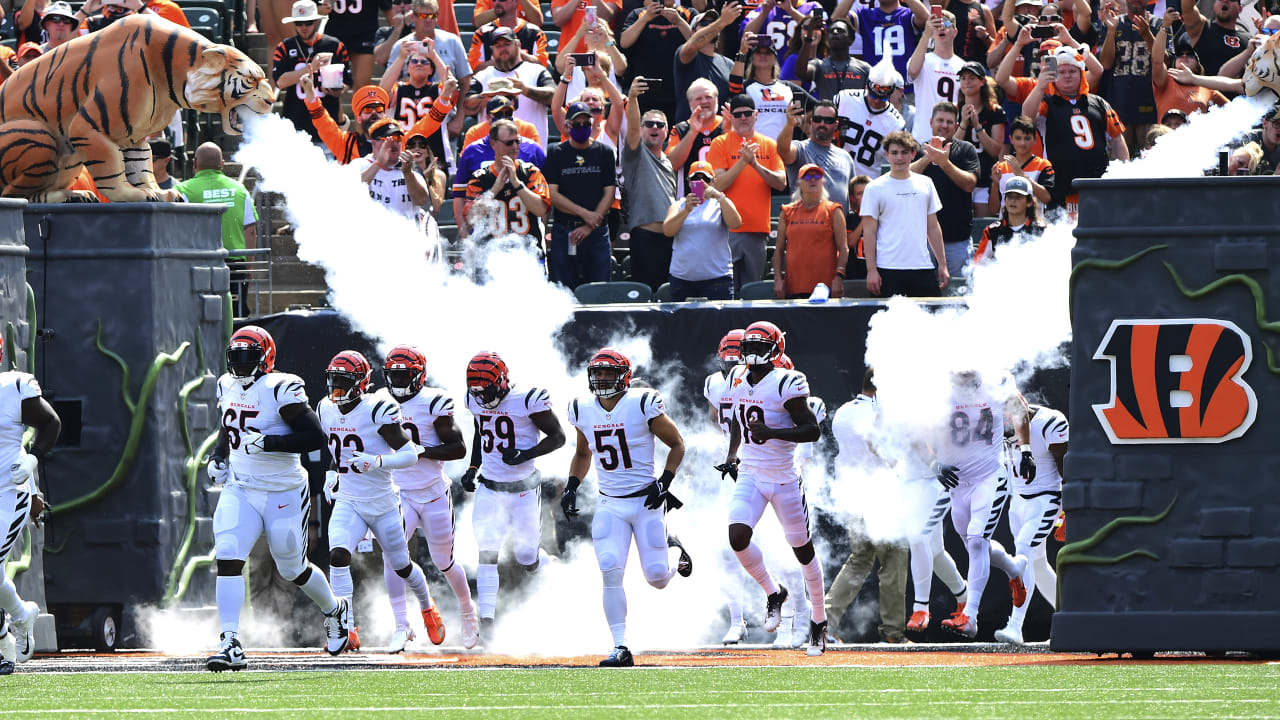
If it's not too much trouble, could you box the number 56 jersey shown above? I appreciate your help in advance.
[568,389,666,496]
[465,385,553,483]
[724,365,811,480]
[937,372,1017,485]
[217,372,309,490]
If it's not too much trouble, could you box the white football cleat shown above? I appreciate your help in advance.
[806,620,827,657]
[762,585,788,633]
[461,610,480,650]
[10,601,37,663]
[205,632,248,672]
[994,625,1025,645]
[389,625,415,654]
[323,598,352,656]
[721,620,747,645]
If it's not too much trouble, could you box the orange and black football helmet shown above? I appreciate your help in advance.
[773,352,794,370]
[384,345,427,400]
[467,351,510,409]
[587,347,632,398]
[326,350,372,406]
[717,329,744,374]
[741,321,784,366]
[227,326,277,386]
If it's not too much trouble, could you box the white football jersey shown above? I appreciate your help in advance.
[703,370,734,439]
[318,389,403,506]
[568,389,667,496]
[0,372,41,482]
[936,372,1017,484]
[217,372,309,490]
[795,395,827,466]
[744,80,795,144]
[832,393,883,470]
[465,385,553,482]
[834,89,905,178]
[1024,406,1068,494]
[910,53,966,143]
[395,386,456,499]
[724,365,811,479]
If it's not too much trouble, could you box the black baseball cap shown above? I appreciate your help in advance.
[486,95,516,114]
[959,61,987,78]
[729,94,756,112]
[148,138,171,158]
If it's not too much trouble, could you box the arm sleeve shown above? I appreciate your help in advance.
[307,96,356,161]
[408,92,456,139]
[272,44,291,82]
[468,29,486,68]
[534,29,550,67]
[378,440,421,469]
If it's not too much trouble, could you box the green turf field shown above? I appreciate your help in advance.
[3,665,1279,719]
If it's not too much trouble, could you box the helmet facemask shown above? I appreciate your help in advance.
[327,371,364,407]
[227,345,264,388]
[740,338,778,367]
[588,365,626,398]
[469,383,505,409]
[385,368,422,400]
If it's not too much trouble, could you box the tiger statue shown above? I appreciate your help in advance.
[1244,27,1280,101]
[0,15,273,202]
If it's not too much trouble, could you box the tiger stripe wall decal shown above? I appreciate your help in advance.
[0,15,273,203]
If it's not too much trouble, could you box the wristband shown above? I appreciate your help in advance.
[30,445,46,460]
[834,268,846,279]
[560,76,571,84]
[1019,444,1031,453]
[606,40,616,47]
[566,475,582,492]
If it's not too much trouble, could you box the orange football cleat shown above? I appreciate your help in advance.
[422,605,446,645]
[907,610,930,631]
[1009,576,1028,608]
[346,626,361,652]
[1054,512,1066,542]
[941,607,976,638]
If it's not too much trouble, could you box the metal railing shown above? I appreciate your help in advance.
[229,247,273,319]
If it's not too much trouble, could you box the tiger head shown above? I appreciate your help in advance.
[1244,29,1280,101]
[185,45,274,136]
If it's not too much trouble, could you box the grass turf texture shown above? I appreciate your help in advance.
[3,665,1280,719]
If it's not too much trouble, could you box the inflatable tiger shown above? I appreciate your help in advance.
[0,15,273,202]
[1245,29,1280,100]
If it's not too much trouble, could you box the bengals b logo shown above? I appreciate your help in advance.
[1093,319,1257,444]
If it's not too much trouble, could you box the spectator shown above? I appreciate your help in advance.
[272,0,351,147]
[358,119,431,223]
[1228,105,1280,175]
[405,128,447,215]
[662,160,742,301]
[908,12,965,143]
[730,30,813,142]
[469,0,551,70]
[667,78,727,195]
[15,42,41,66]
[544,102,617,289]
[909,102,978,278]
[552,0,621,55]
[466,27,556,144]
[622,78,680,291]
[464,120,551,248]
[1164,14,1280,96]
[974,176,1046,263]
[552,66,625,236]
[387,0,472,139]
[1161,108,1189,130]
[381,43,457,173]
[34,2,77,51]
[176,143,258,317]
[1142,123,1172,152]
[474,0,542,27]
[319,0,392,92]
[456,119,548,237]
[708,94,787,289]
[988,0,1076,79]
[948,0,997,62]
[373,0,416,65]
[16,0,49,44]
[954,62,1005,216]
[145,0,191,27]
[773,163,848,299]
[987,115,1054,215]
[620,0,692,123]
[1099,0,1161,154]
[794,18,870,101]
[464,95,543,147]
[860,130,948,298]
[1156,29,1230,120]
[674,7,739,123]
[79,0,143,33]
[149,138,175,190]
[778,100,856,211]
[741,0,823,70]
[848,0,929,88]
[845,174,871,278]
[1178,0,1250,76]
[1022,46,1128,216]
[305,78,407,164]
[834,65,907,179]
[555,22,627,100]
[993,23,1104,102]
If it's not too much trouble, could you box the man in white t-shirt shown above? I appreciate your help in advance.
[358,118,431,224]
[860,130,949,297]
[465,27,557,146]
[907,11,965,143]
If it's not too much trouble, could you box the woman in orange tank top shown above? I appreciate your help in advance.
[773,163,848,299]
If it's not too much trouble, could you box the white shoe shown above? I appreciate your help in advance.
[772,615,794,648]
[994,625,1025,645]
[790,615,807,649]
[323,598,352,656]
[205,632,248,672]
[10,601,37,663]
[721,620,747,645]
[389,626,415,654]
[461,610,480,650]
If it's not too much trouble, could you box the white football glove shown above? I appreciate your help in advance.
[207,457,230,484]
[10,454,37,486]
[241,431,267,455]
[324,470,340,503]
[348,450,382,474]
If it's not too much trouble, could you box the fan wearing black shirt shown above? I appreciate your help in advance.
[545,103,618,290]
[1178,0,1250,76]
[272,1,353,146]
[909,102,979,278]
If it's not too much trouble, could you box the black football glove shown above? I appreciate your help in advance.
[460,466,478,492]
[715,458,740,481]
[501,447,534,466]
[1018,449,1037,482]
[932,461,960,489]
[644,470,683,511]
[561,476,581,518]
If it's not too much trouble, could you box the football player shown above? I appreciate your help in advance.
[931,369,1029,639]
[0,334,59,671]
[718,321,829,656]
[382,346,480,652]
[834,63,906,179]
[207,327,349,672]
[905,466,969,636]
[562,348,693,668]
[318,351,439,653]
[995,402,1067,645]
[462,351,565,646]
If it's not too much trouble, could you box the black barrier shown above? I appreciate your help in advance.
[27,204,229,649]
[1057,176,1280,654]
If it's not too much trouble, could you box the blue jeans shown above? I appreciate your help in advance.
[668,275,734,301]
[549,224,611,290]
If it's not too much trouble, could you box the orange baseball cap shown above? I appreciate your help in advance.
[688,160,714,178]
[798,163,824,178]
[352,85,389,116]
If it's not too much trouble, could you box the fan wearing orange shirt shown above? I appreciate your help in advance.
[773,164,848,299]
[708,94,786,289]
[475,0,543,28]
[986,115,1054,216]
[1152,27,1229,120]
[550,0,621,54]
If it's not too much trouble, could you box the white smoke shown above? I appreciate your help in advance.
[1105,93,1272,179]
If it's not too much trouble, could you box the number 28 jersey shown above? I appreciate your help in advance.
[218,372,309,491]
[319,390,403,510]
[724,365,811,480]
[465,385,553,483]
[396,387,455,500]
[834,90,905,178]
[568,389,666,496]
[937,372,1017,484]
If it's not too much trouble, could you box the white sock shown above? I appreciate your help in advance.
[0,575,22,617]
[935,552,967,604]
[963,537,990,615]
[216,575,245,634]
[442,563,475,615]
[404,563,433,609]
[988,539,1018,577]
[477,563,499,619]
[330,565,354,625]
[908,535,933,611]
[384,561,408,628]
[721,546,746,625]
[734,541,779,596]
[297,564,338,614]
[801,557,826,624]
[1034,550,1057,610]
[602,568,626,647]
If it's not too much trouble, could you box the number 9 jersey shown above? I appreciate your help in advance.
[466,385,553,483]
[217,372,309,490]
[937,372,1018,485]
[567,389,667,497]
[724,364,812,480]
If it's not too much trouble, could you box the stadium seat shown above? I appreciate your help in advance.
[455,3,475,27]
[972,216,995,247]
[618,253,632,279]
[460,32,473,52]
[654,282,672,302]
[178,0,234,45]
[574,281,652,304]
[738,280,775,300]
[183,7,224,43]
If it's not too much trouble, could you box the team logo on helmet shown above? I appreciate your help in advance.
[588,347,633,398]
[384,345,427,400]
[741,321,785,366]
[773,352,794,370]
[717,329,745,372]
[227,326,277,387]
[326,350,372,406]
[467,351,511,409]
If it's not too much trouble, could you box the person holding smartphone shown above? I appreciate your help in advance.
[623,78,680,291]
[662,161,742,301]
[620,0,693,123]
[777,100,856,212]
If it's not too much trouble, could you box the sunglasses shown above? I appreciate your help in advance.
[375,132,405,141]
[294,19,318,26]
[731,110,754,118]
[406,139,430,149]
[810,115,837,124]
[415,11,437,18]
[494,137,520,146]
[1262,27,1280,35]
[690,173,713,182]
[642,120,666,128]
[801,172,823,181]
[359,103,386,115]
[1039,14,1062,22]
[570,120,594,128]
[44,16,76,25]
[407,58,432,65]
[940,20,954,28]
[490,108,515,118]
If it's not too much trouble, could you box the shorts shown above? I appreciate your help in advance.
[213,482,311,578]
[0,484,31,562]
[727,472,812,547]
[329,498,413,569]
[472,483,542,564]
